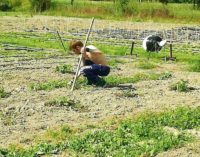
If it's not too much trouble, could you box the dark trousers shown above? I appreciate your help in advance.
[81,64,110,84]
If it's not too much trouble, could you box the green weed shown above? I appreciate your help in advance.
[30,80,68,91]
[137,61,157,69]
[158,71,172,80]
[56,64,73,74]
[0,87,10,98]
[189,60,200,72]
[44,96,88,112]
[170,79,191,92]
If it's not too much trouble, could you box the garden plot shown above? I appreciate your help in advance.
[0,16,200,156]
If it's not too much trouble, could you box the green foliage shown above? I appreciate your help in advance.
[0,87,10,98]
[0,107,199,156]
[159,0,168,5]
[137,61,157,69]
[29,0,51,12]
[189,60,200,72]
[116,0,130,13]
[44,96,88,112]
[105,72,172,87]
[0,0,27,11]
[30,80,68,91]
[158,71,172,80]
[45,96,73,107]
[170,79,190,92]
[56,64,73,74]
[108,58,126,68]
[69,107,198,156]
[0,0,11,11]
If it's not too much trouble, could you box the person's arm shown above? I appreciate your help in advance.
[81,47,87,66]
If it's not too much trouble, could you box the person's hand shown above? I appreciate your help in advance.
[80,47,86,54]
[68,79,73,86]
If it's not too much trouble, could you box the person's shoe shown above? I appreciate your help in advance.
[94,79,106,87]
[86,80,93,85]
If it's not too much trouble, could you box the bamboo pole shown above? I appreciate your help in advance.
[71,17,95,91]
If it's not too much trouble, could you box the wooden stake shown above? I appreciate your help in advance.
[71,17,95,91]
[57,31,67,52]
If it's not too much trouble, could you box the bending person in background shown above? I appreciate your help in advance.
[69,40,110,86]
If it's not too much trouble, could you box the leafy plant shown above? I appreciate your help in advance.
[170,79,190,92]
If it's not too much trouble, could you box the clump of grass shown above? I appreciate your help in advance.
[115,89,138,98]
[137,61,157,69]
[30,80,68,91]
[56,64,73,74]
[0,87,10,98]
[44,96,88,112]
[0,111,15,126]
[170,79,191,92]
[189,60,200,72]
[159,71,172,80]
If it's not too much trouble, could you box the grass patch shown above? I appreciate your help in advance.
[108,58,126,69]
[44,96,88,112]
[137,61,157,69]
[0,107,199,156]
[158,71,172,80]
[30,80,68,91]
[115,89,138,98]
[105,72,172,87]
[0,87,10,98]
[0,32,62,50]
[56,64,73,74]
[188,60,200,72]
[170,79,191,92]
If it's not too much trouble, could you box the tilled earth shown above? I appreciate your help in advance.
[0,16,200,156]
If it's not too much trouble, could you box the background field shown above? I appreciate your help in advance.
[0,0,200,156]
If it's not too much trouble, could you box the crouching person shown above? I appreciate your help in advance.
[69,40,110,86]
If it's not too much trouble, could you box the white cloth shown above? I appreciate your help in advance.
[80,45,99,53]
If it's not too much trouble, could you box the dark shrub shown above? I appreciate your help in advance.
[29,0,51,12]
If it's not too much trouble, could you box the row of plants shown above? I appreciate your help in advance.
[1,32,200,68]
[0,106,199,156]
